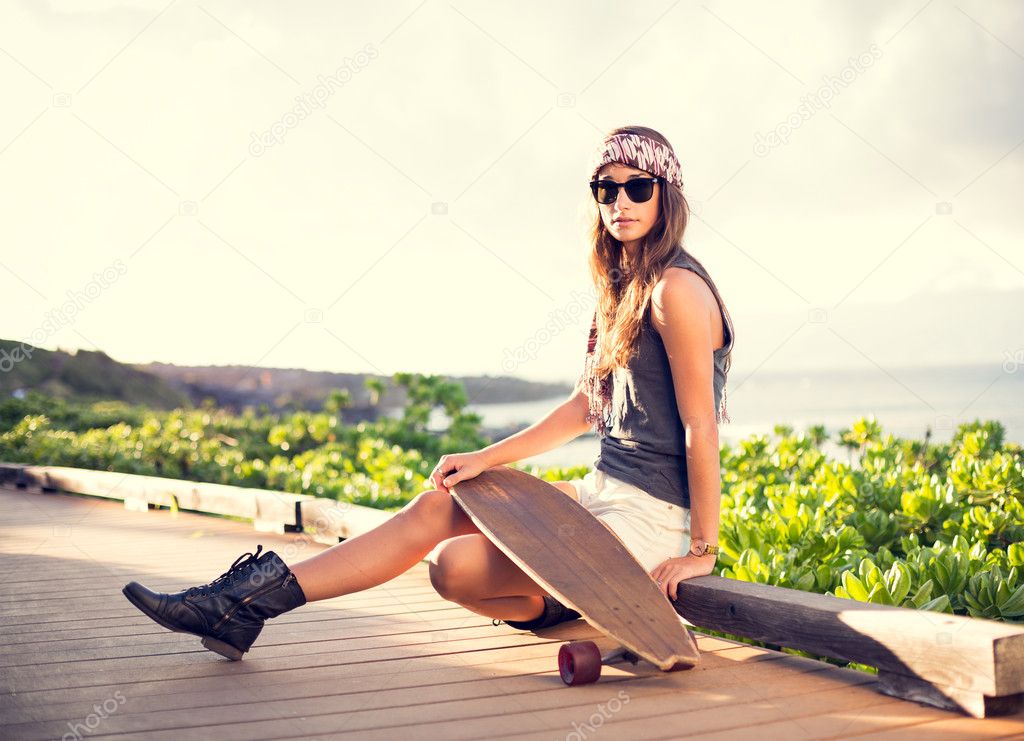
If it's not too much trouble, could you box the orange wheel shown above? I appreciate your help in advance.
[558,641,602,685]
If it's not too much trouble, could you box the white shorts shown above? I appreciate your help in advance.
[569,468,692,573]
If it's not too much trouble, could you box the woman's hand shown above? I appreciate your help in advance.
[649,554,717,601]
[429,451,492,493]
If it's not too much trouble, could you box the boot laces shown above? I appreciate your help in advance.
[186,544,264,598]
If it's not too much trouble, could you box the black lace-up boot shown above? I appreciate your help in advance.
[122,544,307,660]
[493,595,581,630]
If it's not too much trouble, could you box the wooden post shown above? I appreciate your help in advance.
[674,575,1024,718]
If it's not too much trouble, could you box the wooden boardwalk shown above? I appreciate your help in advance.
[2,485,1023,740]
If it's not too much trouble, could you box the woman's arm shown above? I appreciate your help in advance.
[649,268,723,561]
[477,386,593,467]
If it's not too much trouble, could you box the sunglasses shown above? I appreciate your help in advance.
[589,176,662,205]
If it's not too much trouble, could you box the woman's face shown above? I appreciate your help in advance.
[595,162,660,245]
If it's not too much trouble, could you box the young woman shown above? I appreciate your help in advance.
[122,125,735,661]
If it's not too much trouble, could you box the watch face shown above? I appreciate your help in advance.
[691,539,716,555]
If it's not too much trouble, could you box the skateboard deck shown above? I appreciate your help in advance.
[449,465,700,680]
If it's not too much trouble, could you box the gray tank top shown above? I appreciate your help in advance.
[594,250,733,510]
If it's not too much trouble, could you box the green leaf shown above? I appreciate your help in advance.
[920,594,951,613]
[887,562,911,604]
[795,571,816,591]
[868,582,895,605]
[910,579,934,607]
[999,583,1024,617]
[842,571,870,602]
[1009,542,1024,568]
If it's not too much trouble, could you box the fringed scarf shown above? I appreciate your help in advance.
[580,310,612,437]
[578,309,731,433]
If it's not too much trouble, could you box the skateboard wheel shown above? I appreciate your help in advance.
[558,641,602,685]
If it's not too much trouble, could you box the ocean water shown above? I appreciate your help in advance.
[462,363,1023,469]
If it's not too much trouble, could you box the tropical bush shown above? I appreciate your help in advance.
[713,419,1023,626]
[0,374,487,510]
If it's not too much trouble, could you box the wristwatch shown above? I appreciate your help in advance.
[688,538,719,557]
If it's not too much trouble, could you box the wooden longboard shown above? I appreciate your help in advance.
[449,465,700,672]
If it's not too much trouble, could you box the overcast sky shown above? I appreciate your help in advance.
[1,1,1021,384]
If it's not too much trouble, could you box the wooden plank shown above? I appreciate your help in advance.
[45,466,307,525]
[0,462,27,486]
[875,669,1023,720]
[7,624,699,711]
[39,466,176,506]
[0,462,398,532]
[3,650,872,738]
[493,696,953,741]
[675,574,1024,704]
[849,712,1024,739]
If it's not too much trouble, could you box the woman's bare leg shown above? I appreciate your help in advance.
[291,479,581,612]
[289,489,482,602]
[430,533,553,621]
[428,480,582,622]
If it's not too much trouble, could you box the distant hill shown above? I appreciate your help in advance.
[0,340,190,409]
[140,362,571,413]
[0,339,572,413]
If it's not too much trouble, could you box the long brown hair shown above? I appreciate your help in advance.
[583,125,735,426]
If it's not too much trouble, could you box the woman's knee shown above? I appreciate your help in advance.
[550,480,579,502]
[428,535,490,603]
[402,488,451,518]
[401,488,468,528]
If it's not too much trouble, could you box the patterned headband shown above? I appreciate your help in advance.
[589,132,684,191]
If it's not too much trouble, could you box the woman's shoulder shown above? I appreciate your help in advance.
[650,266,714,326]
[654,253,713,304]
[649,251,724,345]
